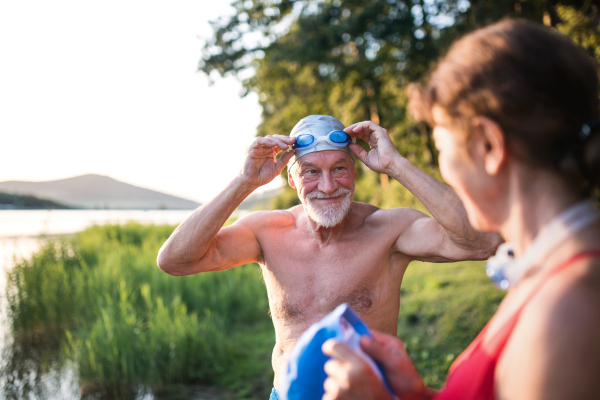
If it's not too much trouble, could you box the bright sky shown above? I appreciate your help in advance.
[0,1,282,204]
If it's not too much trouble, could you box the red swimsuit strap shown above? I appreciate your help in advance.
[449,250,600,375]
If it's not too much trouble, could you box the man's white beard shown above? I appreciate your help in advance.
[303,188,352,228]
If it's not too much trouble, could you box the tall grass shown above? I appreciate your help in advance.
[6,223,273,398]
[5,223,505,397]
[398,260,506,388]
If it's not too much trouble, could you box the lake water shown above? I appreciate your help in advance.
[0,210,199,400]
[0,209,195,238]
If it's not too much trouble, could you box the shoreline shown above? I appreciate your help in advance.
[0,209,194,238]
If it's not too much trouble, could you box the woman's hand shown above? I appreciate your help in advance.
[321,338,391,400]
[322,330,435,400]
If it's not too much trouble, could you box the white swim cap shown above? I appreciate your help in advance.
[288,115,355,169]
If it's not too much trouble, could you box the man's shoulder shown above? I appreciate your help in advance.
[234,208,297,230]
[350,201,380,217]
[356,202,428,227]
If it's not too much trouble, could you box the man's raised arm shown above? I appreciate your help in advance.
[157,134,295,276]
[345,121,502,262]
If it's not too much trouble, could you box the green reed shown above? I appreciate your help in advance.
[5,222,505,397]
[397,260,506,388]
[6,223,273,399]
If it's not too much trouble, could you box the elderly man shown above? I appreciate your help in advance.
[157,115,501,397]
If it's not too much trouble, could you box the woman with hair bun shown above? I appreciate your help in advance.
[322,19,600,400]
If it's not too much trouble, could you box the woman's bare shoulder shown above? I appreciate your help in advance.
[519,255,600,338]
[544,255,600,327]
[498,256,600,398]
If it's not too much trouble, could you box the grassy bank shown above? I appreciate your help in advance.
[398,261,505,388]
[6,223,274,399]
[5,223,504,398]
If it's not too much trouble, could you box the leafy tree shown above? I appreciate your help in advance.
[200,0,600,209]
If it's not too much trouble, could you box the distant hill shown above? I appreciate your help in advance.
[0,174,200,210]
[0,191,71,210]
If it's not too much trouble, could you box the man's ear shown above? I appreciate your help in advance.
[288,169,297,189]
[473,116,506,176]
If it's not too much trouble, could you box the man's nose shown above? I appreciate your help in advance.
[318,171,338,194]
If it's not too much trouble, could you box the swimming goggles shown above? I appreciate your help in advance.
[291,130,352,150]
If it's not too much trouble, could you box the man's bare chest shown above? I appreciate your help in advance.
[261,229,393,280]
[257,229,403,324]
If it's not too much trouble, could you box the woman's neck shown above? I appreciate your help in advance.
[498,168,582,256]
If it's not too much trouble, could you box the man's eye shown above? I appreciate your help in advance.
[306,169,317,174]
[335,166,345,171]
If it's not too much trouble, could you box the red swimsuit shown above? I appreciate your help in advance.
[435,251,600,400]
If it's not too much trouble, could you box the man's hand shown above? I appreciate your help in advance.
[240,134,295,188]
[344,121,402,176]
[322,331,435,400]
[158,135,293,275]
[345,120,502,262]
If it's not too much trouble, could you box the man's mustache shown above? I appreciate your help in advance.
[306,188,351,200]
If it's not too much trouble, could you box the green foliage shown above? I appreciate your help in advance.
[398,260,505,388]
[202,1,451,211]
[202,0,599,210]
[6,223,273,399]
[555,4,600,61]
[0,191,71,209]
[6,223,507,396]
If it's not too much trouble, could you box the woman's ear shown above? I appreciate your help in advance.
[473,116,506,176]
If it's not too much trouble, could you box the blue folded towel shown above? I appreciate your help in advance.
[278,303,392,400]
